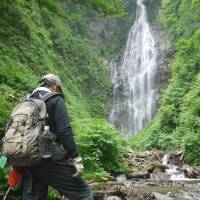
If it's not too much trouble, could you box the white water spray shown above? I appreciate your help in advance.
[109,0,160,136]
[162,154,186,181]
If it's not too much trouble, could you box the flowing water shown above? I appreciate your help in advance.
[150,154,186,181]
[94,151,200,199]
[115,154,200,200]
[150,155,200,199]
[162,154,186,181]
[109,0,160,136]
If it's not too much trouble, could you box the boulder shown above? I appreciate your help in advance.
[107,175,116,181]
[139,162,168,174]
[152,163,169,172]
[168,150,184,165]
[182,165,200,178]
[126,171,150,179]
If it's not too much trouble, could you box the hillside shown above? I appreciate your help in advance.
[129,0,200,164]
[0,1,111,127]
[0,0,133,198]
[0,0,137,131]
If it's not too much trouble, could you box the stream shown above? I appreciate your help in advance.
[92,150,200,200]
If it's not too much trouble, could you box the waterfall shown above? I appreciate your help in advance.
[109,0,160,136]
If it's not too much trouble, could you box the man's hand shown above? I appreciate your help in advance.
[72,156,84,178]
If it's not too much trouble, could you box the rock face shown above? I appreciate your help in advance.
[153,27,172,91]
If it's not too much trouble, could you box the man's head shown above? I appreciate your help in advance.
[39,73,63,93]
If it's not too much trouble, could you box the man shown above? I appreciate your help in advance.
[22,74,93,200]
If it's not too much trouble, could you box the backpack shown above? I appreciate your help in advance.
[2,92,59,167]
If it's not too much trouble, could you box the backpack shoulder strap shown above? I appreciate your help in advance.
[40,92,64,102]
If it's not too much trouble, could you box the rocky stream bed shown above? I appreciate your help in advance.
[1,150,200,200]
[90,150,200,200]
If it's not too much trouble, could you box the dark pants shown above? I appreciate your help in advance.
[21,159,93,200]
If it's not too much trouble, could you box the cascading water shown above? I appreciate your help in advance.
[162,154,186,181]
[109,0,160,136]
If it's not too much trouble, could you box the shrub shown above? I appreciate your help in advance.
[182,132,200,164]
[73,118,127,180]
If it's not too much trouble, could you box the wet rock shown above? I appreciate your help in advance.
[152,163,169,172]
[124,148,135,159]
[104,196,121,200]
[146,164,156,173]
[126,171,150,179]
[194,166,200,178]
[107,176,116,181]
[146,163,169,173]
[153,192,173,199]
[128,193,154,200]
[168,150,184,165]
[124,150,170,180]
[182,165,200,178]
[93,184,127,200]
[150,172,171,181]
[92,150,200,200]
[116,175,127,183]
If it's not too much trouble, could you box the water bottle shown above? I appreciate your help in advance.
[39,126,54,159]
[0,155,7,168]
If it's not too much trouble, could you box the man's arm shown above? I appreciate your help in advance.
[54,97,79,158]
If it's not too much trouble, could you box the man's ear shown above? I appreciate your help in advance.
[55,85,61,92]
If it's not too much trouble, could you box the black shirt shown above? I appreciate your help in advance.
[33,90,79,159]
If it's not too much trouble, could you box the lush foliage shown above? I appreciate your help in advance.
[36,0,125,17]
[70,0,125,17]
[0,0,131,198]
[0,0,112,129]
[129,0,200,164]
[73,118,127,180]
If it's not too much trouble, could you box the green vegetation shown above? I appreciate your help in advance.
[0,0,131,198]
[64,0,136,60]
[69,0,125,17]
[0,0,111,120]
[143,0,161,24]
[129,0,200,164]
[74,118,127,180]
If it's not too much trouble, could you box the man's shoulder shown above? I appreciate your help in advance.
[32,90,64,101]
[45,92,64,100]
[45,93,64,105]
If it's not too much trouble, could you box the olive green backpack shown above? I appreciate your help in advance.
[2,93,57,166]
